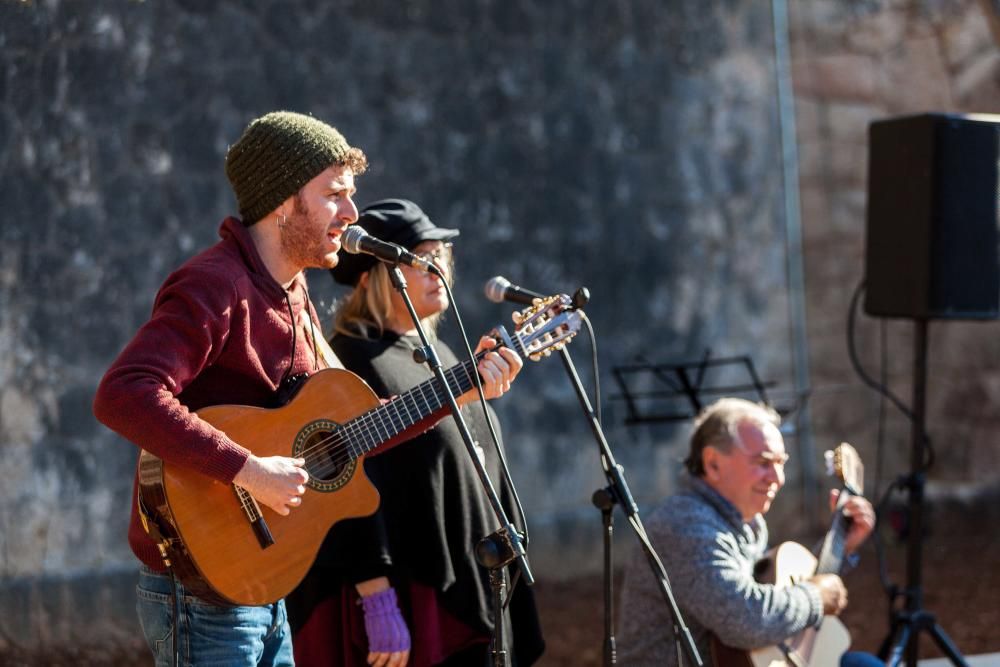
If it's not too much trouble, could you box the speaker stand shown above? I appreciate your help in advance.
[877,319,967,667]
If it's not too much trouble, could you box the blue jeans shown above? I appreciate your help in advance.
[842,651,884,667]
[136,565,294,667]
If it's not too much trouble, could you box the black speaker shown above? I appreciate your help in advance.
[864,112,1000,319]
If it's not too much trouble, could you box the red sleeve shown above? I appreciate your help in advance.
[92,267,249,483]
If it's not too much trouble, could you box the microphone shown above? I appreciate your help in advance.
[484,276,545,306]
[341,226,438,273]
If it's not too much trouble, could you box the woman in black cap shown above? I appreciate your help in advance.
[286,199,545,667]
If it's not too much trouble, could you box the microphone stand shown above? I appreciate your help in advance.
[560,289,702,667]
[385,264,532,667]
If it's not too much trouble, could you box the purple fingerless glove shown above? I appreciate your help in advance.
[361,587,411,653]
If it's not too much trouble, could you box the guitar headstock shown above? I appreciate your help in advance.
[824,442,864,496]
[509,294,584,361]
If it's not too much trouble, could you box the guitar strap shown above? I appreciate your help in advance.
[297,303,343,371]
[136,486,182,666]
[136,486,174,570]
[312,330,343,370]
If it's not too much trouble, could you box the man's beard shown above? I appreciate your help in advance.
[280,194,333,270]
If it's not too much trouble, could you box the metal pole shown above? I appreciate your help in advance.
[905,319,928,665]
[772,0,820,524]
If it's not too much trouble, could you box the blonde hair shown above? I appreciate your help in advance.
[333,249,454,339]
[684,397,780,476]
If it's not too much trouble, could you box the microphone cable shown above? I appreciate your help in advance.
[846,277,935,601]
[581,311,602,426]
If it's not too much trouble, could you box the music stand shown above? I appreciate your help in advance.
[611,349,780,425]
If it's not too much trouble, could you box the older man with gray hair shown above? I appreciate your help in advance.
[618,397,879,666]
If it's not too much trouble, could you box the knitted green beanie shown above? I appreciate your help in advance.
[225,111,351,224]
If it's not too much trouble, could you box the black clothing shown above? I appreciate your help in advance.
[287,331,543,665]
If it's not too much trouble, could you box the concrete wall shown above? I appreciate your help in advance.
[3,0,998,661]
[791,0,1000,498]
[0,0,792,657]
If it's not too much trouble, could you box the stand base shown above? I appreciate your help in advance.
[879,610,968,667]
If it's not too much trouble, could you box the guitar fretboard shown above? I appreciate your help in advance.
[816,493,850,575]
[339,336,527,456]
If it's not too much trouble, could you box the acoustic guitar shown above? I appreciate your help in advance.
[711,443,865,667]
[137,295,582,606]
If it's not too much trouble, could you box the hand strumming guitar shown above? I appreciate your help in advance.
[233,454,309,516]
[810,573,849,615]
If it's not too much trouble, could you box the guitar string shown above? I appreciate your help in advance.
[301,367,473,479]
[300,360,476,473]
[299,347,538,478]
[817,493,851,574]
[234,486,259,520]
[299,324,567,472]
[295,359,479,479]
[293,355,476,463]
[221,316,562,519]
[294,318,565,479]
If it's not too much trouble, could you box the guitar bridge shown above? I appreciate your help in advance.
[233,486,275,550]
[249,515,275,550]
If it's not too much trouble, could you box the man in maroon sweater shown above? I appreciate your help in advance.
[93,111,521,667]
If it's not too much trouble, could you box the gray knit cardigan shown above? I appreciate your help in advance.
[618,475,824,666]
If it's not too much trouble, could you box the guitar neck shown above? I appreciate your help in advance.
[815,491,852,575]
[345,336,523,455]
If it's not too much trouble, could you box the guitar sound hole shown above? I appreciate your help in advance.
[294,420,356,492]
[303,429,347,481]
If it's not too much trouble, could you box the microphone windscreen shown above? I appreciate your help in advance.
[484,276,512,303]
[341,226,368,254]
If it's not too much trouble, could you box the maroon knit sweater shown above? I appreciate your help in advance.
[94,217,435,572]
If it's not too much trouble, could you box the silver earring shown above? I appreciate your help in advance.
[277,214,287,229]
